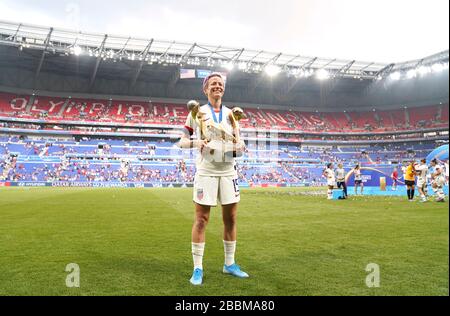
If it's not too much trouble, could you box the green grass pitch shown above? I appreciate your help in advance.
[0,187,448,296]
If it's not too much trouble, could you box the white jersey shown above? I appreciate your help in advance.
[185,104,237,177]
[433,164,444,177]
[432,164,446,187]
[354,169,362,181]
[324,168,335,181]
[335,168,345,182]
[415,164,428,183]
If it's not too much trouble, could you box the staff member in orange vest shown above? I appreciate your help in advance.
[404,160,417,202]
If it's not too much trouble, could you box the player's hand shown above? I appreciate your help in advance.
[232,141,246,157]
[235,140,246,152]
[194,140,208,152]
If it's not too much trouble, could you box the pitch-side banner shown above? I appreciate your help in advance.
[345,166,402,186]
[1,181,195,188]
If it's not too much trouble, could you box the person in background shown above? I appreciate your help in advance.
[391,167,399,191]
[335,163,347,198]
[444,159,449,185]
[430,159,446,202]
[404,160,417,202]
[415,159,429,203]
[353,164,364,195]
[323,163,335,200]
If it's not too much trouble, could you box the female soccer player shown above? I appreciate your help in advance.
[178,73,248,285]
[353,164,364,195]
[335,163,347,198]
[323,163,335,199]
[415,159,428,202]
[430,159,446,202]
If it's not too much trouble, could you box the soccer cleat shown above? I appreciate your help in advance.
[189,268,203,285]
[436,198,445,202]
[223,263,249,278]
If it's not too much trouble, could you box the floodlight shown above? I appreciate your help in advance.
[406,69,417,79]
[238,62,248,71]
[431,63,445,73]
[417,66,431,75]
[73,45,82,56]
[265,64,281,77]
[390,72,401,80]
[316,69,330,80]
[223,61,234,71]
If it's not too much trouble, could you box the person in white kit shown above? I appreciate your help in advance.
[430,159,446,202]
[178,72,248,285]
[415,159,429,203]
[323,163,336,200]
[353,164,364,195]
[335,163,348,198]
[445,159,449,185]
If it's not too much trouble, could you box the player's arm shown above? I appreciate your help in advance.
[177,112,207,150]
[178,131,208,150]
[228,108,246,153]
[230,123,246,153]
[434,166,442,177]
[415,165,423,175]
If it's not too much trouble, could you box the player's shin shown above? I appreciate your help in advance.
[223,240,236,266]
[192,242,205,270]
[436,188,445,201]
[327,189,333,199]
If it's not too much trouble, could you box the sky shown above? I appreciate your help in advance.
[0,0,448,63]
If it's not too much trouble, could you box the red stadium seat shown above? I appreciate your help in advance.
[0,92,447,133]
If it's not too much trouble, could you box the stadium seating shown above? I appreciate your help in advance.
[1,91,447,187]
[1,135,445,186]
[0,93,447,133]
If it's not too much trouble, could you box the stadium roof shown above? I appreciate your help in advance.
[0,20,425,80]
[0,20,448,110]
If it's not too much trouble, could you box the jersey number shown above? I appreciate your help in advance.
[232,178,240,193]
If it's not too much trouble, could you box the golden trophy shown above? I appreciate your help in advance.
[186,100,208,142]
[186,101,246,159]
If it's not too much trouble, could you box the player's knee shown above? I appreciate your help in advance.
[194,216,209,232]
[225,213,237,225]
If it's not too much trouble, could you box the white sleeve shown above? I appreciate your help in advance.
[183,112,196,138]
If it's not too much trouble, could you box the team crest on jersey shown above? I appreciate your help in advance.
[197,188,204,200]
